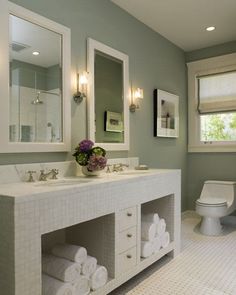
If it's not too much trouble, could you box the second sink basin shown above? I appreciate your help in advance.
[117,170,150,176]
[34,177,92,187]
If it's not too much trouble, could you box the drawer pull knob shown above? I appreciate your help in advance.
[127,233,133,238]
[126,254,132,259]
[127,212,132,217]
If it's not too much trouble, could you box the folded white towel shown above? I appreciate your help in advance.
[142,213,160,224]
[42,254,81,283]
[152,236,161,253]
[52,244,87,264]
[140,241,153,258]
[141,221,156,241]
[81,255,97,277]
[156,218,166,236]
[72,275,90,295]
[90,265,108,291]
[161,231,170,248]
[42,274,75,295]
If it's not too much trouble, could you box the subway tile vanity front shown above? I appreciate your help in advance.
[0,159,181,295]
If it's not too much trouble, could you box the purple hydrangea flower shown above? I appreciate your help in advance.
[87,154,107,172]
[79,139,94,152]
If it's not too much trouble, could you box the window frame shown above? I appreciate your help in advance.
[187,53,236,153]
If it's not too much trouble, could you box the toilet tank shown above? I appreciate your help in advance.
[200,180,236,207]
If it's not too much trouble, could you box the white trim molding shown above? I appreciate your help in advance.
[87,38,130,151]
[187,53,236,153]
[0,2,71,153]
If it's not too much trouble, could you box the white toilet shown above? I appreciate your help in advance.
[196,180,236,236]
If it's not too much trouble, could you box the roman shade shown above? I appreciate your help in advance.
[197,71,236,114]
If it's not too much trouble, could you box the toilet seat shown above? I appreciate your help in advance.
[196,197,227,207]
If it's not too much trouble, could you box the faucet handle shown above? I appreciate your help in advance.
[50,168,59,179]
[26,170,36,182]
[39,170,46,181]
[106,165,112,173]
[118,163,129,171]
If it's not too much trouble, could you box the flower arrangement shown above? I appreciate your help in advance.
[73,139,107,172]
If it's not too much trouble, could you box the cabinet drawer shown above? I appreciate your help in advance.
[118,206,137,232]
[119,226,137,253]
[118,247,137,274]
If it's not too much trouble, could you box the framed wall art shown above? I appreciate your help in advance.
[104,111,123,133]
[154,89,179,138]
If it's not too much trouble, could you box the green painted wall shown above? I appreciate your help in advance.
[185,40,236,62]
[10,60,47,89]
[3,0,187,209]
[186,43,236,209]
[95,53,123,143]
[10,60,61,90]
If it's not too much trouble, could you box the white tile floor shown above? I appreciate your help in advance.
[110,211,236,295]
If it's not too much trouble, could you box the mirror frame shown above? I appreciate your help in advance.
[87,38,130,151]
[0,2,71,153]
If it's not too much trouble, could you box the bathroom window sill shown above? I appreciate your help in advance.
[188,144,236,153]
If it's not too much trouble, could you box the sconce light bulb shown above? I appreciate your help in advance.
[79,73,88,85]
[134,88,143,99]
[73,72,88,104]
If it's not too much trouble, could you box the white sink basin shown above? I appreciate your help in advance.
[34,177,92,187]
[117,170,150,176]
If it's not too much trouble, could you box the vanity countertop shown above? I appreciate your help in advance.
[0,169,179,201]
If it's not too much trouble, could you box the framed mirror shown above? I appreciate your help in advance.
[0,2,71,152]
[87,38,129,151]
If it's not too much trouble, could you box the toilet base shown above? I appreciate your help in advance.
[199,217,222,236]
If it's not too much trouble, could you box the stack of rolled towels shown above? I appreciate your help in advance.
[42,243,108,295]
[141,212,170,259]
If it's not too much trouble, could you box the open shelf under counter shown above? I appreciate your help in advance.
[91,242,175,295]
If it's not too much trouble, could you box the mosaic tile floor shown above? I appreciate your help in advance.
[110,212,236,295]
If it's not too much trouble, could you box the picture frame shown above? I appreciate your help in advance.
[104,111,123,133]
[154,89,179,138]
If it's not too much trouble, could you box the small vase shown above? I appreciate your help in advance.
[81,166,101,176]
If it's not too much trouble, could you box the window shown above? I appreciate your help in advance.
[200,112,236,142]
[187,53,236,152]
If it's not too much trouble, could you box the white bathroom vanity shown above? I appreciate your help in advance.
[0,160,181,295]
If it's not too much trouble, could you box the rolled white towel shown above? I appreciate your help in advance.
[42,274,75,295]
[140,241,153,258]
[161,231,170,248]
[90,265,108,291]
[152,236,161,253]
[42,254,81,283]
[52,244,87,264]
[72,275,90,295]
[156,218,166,236]
[142,213,160,224]
[81,255,97,277]
[141,221,156,241]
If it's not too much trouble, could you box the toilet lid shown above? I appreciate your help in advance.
[196,197,227,206]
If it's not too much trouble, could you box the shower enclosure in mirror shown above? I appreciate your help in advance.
[0,2,71,152]
[9,15,62,143]
[87,38,129,151]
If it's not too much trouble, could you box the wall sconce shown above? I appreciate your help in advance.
[73,72,88,104]
[130,87,144,112]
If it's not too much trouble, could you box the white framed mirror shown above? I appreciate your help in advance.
[87,38,129,151]
[0,2,71,153]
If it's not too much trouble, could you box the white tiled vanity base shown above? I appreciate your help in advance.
[111,212,236,295]
[0,159,180,295]
[92,197,176,295]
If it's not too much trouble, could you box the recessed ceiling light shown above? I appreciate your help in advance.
[32,51,40,56]
[206,26,215,32]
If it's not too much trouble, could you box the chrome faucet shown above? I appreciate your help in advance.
[39,169,59,181]
[112,163,129,172]
[26,170,36,182]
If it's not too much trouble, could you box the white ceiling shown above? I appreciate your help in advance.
[111,0,236,52]
[10,15,61,67]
